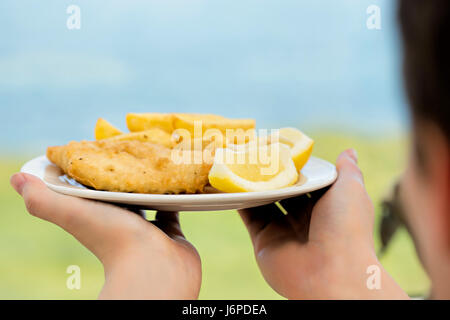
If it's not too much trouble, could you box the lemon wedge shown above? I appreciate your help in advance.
[225,128,313,172]
[278,128,314,172]
[208,143,298,192]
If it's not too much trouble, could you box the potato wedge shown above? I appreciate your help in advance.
[126,113,175,133]
[106,128,176,148]
[95,118,123,140]
[173,113,255,136]
[127,112,255,135]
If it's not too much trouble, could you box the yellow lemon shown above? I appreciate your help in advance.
[208,143,298,193]
[277,128,314,172]
[226,128,313,172]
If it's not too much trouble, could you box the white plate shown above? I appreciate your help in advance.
[21,155,337,211]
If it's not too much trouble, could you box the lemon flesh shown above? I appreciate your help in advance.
[278,128,314,172]
[208,143,298,193]
[226,128,314,172]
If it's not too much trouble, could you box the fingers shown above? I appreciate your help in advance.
[278,189,327,241]
[278,149,363,242]
[335,149,364,187]
[238,203,284,241]
[154,211,185,240]
[10,173,144,257]
[153,211,199,257]
[11,173,106,230]
[279,196,313,242]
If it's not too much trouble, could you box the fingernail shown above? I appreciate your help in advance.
[10,173,26,196]
[348,149,358,163]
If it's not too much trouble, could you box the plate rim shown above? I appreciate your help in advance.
[21,155,337,205]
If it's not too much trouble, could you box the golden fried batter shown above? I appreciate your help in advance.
[47,140,212,194]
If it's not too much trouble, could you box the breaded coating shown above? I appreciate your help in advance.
[47,140,212,194]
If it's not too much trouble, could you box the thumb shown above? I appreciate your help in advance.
[10,173,143,260]
[335,149,365,188]
[307,149,374,246]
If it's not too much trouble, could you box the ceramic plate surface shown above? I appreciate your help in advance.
[21,155,337,211]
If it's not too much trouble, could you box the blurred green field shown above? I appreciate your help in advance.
[0,133,430,299]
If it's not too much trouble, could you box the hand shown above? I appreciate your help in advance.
[238,149,409,299]
[10,173,201,299]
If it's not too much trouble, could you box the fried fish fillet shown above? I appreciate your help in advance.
[47,140,212,194]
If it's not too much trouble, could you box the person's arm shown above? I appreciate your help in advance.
[238,149,409,299]
[10,173,201,300]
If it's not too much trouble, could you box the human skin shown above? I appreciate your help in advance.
[11,148,431,300]
[400,122,450,299]
[239,149,410,299]
[10,173,201,299]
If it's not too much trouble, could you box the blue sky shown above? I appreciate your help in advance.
[0,0,408,154]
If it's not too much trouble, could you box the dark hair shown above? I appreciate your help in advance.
[398,0,450,141]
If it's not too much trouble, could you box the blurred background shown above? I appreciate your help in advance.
[0,0,429,298]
